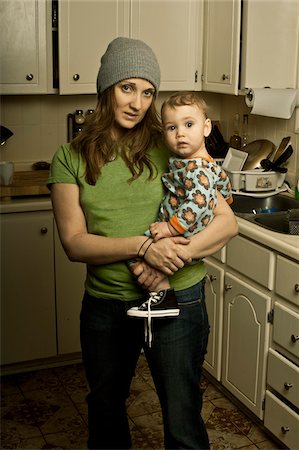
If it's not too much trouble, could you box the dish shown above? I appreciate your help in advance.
[242,139,275,170]
[222,148,248,172]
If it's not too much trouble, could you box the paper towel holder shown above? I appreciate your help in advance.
[246,87,271,103]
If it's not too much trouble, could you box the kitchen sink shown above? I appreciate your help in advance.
[231,194,299,215]
[231,194,299,234]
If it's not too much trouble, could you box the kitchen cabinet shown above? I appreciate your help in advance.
[59,0,202,94]
[0,0,52,94]
[202,0,241,95]
[202,0,299,95]
[204,259,224,381]
[0,211,57,364]
[0,208,85,368]
[221,273,271,419]
[204,222,299,446]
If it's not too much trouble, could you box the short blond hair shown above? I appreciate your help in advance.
[161,91,208,120]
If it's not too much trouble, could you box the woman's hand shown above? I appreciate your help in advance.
[144,236,192,276]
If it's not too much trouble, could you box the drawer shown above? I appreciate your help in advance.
[275,255,299,307]
[226,235,275,289]
[264,390,299,450]
[267,348,299,408]
[273,303,299,361]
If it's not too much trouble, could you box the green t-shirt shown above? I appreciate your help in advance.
[48,143,207,300]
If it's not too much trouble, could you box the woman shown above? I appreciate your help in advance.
[48,37,238,450]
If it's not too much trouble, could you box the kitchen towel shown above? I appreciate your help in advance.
[245,88,299,119]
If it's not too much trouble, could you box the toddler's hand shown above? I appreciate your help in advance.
[150,222,175,242]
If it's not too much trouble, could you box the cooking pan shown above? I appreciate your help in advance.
[242,139,275,170]
[0,125,14,146]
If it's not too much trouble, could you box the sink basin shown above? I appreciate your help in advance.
[253,212,290,234]
[231,194,299,234]
[231,194,299,215]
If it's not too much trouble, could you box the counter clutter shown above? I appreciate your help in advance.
[0,170,50,200]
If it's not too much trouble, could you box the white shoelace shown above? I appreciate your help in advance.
[142,292,160,347]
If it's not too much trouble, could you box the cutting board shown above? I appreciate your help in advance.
[0,170,50,199]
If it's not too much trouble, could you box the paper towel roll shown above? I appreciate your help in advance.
[245,88,299,119]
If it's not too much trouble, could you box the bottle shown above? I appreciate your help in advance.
[229,113,241,150]
[242,114,249,148]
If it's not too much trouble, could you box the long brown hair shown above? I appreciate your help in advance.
[71,86,162,184]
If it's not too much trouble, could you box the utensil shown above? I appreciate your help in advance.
[270,136,291,162]
[260,144,293,173]
[242,139,275,170]
[0,125,14,146]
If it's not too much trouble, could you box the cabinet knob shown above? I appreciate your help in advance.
[222,73,230,81]
[291,334,299,343]
[284,382,293,390]
[209,275,217,282]
[73,73,80,81]
[26,73,34,81]
[225,284,232,291]
[294,283,299,293]
[281,426,290,434]
[40,227,48,235]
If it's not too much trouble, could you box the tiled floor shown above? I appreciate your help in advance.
[1,354,281,450]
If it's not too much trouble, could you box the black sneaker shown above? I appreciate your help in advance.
[127,289,180,318]
[127,289,180,347]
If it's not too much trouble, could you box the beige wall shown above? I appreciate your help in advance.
[1,92,298,187]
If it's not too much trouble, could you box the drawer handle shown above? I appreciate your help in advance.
[284,382,293,390]
[209,275,217,282]
[291,334,299,343]
[281,426,290,434]
[225,284,232,291]
[40,227,48,235]
[295,283,299,293]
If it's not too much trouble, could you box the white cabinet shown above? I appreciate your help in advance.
[202,0,241,95]
[58,0,129,94]
[0,0,51,94]
[59,0,202,94]
[131,0,202,92]
[202,0,299,95]
[204,259,224,381]
[241,0,299,89]
[0,211,57,364]
[221,273,271,419]
[0,210,85,367]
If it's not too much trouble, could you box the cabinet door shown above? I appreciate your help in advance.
[202,0,241,94]
[131,0,202,91]
[0,212,56,365]
[241,0,299,89]
[0,0,49,94]
[204,259,224,381]
[54,225,86,354]
[59,0,129,94]
[222,273,271,418]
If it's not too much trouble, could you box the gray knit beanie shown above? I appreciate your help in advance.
[96,37,160,95]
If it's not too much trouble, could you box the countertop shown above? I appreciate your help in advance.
[1,195,298,262]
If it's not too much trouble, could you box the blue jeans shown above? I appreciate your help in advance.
[80,279,210,449]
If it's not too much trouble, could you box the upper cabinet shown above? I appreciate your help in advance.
[130,0,202,92]
[58,0,130,94]
[59,0,202,94]
[0,0,51,94]
[241,0,299,89]
[202,0,299,95]
[202,0,241,95]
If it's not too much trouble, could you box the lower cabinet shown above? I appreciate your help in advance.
[1,210,85,367]
[1,211,57,365]
[221,273,271,419]
[204,259,224,381]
